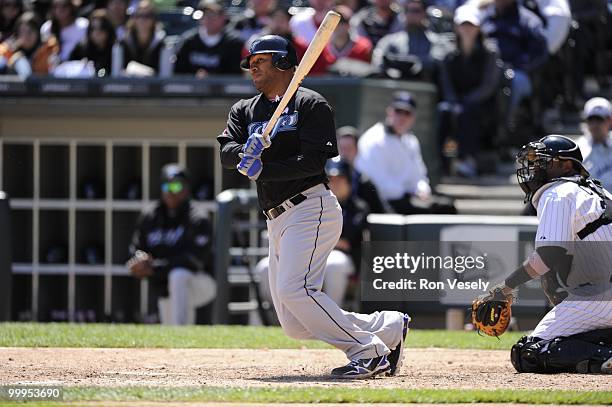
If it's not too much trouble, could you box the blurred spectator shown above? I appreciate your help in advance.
[244,6,334,75]
[290,0,335,43]
[477,0,548,117]
[0,0,24,42]
[372,0,453,80]
[521,0,571,54]
[41,0,88,61]
[106,0,128,40]
[328,5,372,63]
[228,0,276,43]
[568,0,609,93]
[0,11,59,76]
[577,97,612,192]
[437,4,501,177]
[127,163,216,325]
[427,0,466,13]
[355,91,456,214]
[336,0,366,11]
[351,0,404,47]
[515,0,571,129]
[174,0,243,76]
[254,158,365,307]
[336,125,387,213]
[69,9,115,76]
[117,0,166,74]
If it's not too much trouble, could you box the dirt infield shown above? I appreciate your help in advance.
[74,404,604,407]
[2,347,611,391]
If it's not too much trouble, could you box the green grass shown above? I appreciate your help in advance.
[1,386,610,405]
[0,323,524,350]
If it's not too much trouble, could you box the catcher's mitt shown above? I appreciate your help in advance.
[471,287,513,337]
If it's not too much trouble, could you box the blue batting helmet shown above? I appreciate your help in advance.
[240,35,298,71]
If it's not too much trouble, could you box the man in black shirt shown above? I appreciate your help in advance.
[174,0,244,76]
[217,35,409,379]
[127,164,216,325]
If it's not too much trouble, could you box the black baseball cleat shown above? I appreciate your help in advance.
[600,356,612,374]
[386,313,411,376]
[331,355,390,379]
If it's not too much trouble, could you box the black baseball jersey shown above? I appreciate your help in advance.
[218,87,338,210]
[174,29,244,75]
[129,199,213,292]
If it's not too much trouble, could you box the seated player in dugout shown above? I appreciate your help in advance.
[478,135,612,374]
[127,164,216,325]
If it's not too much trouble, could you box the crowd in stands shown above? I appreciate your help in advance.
[0,0,610,176]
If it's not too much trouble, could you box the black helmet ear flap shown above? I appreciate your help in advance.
[274,55,293,70]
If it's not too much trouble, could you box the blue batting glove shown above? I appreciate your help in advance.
[237,154,263,180]
[242,132,270,157]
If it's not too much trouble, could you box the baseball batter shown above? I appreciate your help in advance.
[217,35,409,379]
[491,135,612,374]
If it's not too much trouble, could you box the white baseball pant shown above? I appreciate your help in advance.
[531,291,612,340]
[255,249,354,307]
[157,268,217,325]
[266,183,404,361]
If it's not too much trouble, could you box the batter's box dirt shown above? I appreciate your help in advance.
[1,348,611,391]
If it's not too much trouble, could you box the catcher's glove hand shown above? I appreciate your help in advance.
[471,285,514,337]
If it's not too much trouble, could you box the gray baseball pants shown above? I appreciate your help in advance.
[266,183,404,360]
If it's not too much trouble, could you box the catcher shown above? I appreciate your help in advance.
[473,135,612,374]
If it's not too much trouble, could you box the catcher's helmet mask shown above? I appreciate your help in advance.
[516,135,589,202]
[241,35,298,71]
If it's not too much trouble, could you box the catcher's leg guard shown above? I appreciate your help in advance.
[511,334,612,373]
[570,328,612,347]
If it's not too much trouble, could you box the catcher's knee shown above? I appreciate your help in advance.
[511,336,547,373]
[511,335,612,373]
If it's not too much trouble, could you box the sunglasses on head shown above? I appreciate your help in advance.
[161,181,184,194]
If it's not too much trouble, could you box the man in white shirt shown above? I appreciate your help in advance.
[577,97,612,192]
[355,91,456,214]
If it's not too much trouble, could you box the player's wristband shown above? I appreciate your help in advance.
[504,265,532,289]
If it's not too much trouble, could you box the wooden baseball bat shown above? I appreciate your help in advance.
[261,10,341,145]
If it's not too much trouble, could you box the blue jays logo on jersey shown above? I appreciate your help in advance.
[248,110,299,137]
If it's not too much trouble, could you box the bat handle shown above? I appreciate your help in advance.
[263,117,283,148]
